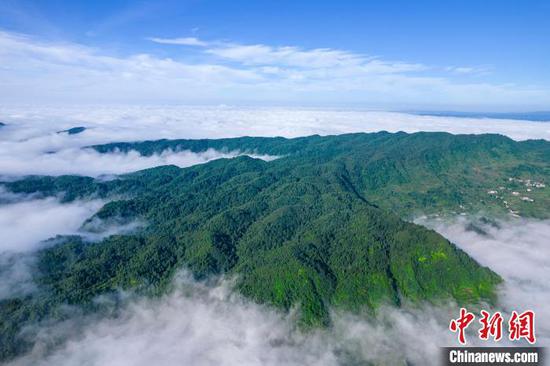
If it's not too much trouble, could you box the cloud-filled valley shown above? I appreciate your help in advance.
[0,191,104,253]
[0,189,105,300]
[0,147,273,177]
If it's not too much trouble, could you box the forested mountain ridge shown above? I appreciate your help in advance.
[1,131,548,360]
[23,131,550,217]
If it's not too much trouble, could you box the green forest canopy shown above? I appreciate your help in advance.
[1,131,548,360]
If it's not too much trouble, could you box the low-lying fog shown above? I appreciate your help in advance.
[0,191,104,253]
[418,217,550,346]
[0,147,276,177]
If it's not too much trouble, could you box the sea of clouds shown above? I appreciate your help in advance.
[1,105,549,177]
[0,106,548,365]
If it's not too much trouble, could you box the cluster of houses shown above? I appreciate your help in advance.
[507,177,546,188]
[486,177,545,217]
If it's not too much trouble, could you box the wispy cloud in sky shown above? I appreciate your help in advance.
[1,30,549,109]
[147,36,209,46]
[150,36,426,71]
[445,66,490,75]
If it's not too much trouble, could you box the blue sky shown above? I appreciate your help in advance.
[0,0,549,110]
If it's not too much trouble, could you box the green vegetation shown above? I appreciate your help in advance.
[89,131,550,218]
[2,131,549,360]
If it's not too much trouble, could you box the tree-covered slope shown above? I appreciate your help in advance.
[89,131,550,218]
[2,131,548,360]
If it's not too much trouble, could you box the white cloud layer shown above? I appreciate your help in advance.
[6,217,550,366]
[0,147,271,177]
[0,193,103,253]
[1,105,547,177]
[418,216,550,346]
[2,105,547,142]
[6,274,464,366]
[0,106,287,177]
[1,30,549,108]
[0,252,36,300]
[0,192,105,299]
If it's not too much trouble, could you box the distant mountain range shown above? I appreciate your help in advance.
[1,131,549,360]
